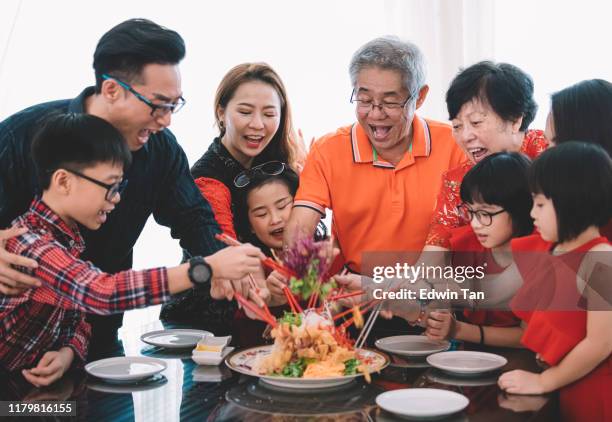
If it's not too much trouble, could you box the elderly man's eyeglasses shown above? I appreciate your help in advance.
[350,89,414,114]
[457,204,506,227]
[102,74,186,118]
[64,168,128,201]
[234,161,285,188]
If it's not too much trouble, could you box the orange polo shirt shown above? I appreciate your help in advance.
[295,115,466,274]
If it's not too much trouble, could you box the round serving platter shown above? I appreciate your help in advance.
[225,345,389,390]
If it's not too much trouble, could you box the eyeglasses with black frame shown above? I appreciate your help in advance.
[349,88,415,115]
[102,74,186,118]
[64,168,128,201]
[457,203,506,227]
[233,161,285,188]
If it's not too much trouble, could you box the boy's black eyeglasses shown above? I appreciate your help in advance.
[64,168,128,201]
[234,161,285,188]
[457,203,506,226]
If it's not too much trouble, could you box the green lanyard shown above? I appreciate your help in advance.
[372,140,413,163]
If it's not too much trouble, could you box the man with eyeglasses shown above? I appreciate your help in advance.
[286,37,466,337]
[0,19,230,355]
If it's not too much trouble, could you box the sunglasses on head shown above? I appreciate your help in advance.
[233,161,286,188]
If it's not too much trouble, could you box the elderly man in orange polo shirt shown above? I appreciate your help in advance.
[286,37,465,278]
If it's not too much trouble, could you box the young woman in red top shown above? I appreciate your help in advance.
[426,152,533,347]
[425,61,548,251]
[499,142,612,422]
[544,79,612,241]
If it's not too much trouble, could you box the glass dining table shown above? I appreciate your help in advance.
[1,320,558,421]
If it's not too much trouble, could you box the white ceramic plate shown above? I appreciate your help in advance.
[376,388,469,420]
[140,329,211,349]
[225,345,389,390]
[375,335,450,357]
[85,357,167,383]
[426,351,507,375]
[192,347,235,366]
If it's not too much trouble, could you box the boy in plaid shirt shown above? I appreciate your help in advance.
[0,113,266,386]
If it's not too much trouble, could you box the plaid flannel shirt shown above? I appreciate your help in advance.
[0,199,169,371]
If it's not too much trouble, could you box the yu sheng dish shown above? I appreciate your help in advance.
[222,234,386,385]
[257,309,372,381]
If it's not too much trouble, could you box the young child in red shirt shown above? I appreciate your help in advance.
[426,152,533,347]
[0,113,266,386]
[499,142,611,421]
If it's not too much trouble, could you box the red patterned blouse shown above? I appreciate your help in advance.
[425,130,548,249]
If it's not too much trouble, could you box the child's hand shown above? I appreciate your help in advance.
[498,370,547,395]
[210,278,250,301]
[426,311,455,340]
[22,347,74,387]
[242,287,272,320]
[266,271,287,297]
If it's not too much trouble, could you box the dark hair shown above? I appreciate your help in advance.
[32,113,132,189]
[460,152,534,237]
[446,61,537,131]
[550,79,612,156]
[234,166,326,254]
[214,63,303,171]
[234,166,299,248]
[93,19,185,92]
[529,141,612,243]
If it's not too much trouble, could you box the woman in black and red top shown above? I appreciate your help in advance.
[161,63,305,335]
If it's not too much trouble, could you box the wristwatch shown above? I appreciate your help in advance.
[188,256,213,287]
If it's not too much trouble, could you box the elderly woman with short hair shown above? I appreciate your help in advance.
[424,61,549,251]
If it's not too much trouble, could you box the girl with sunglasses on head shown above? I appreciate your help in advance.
[426,152,533,347]
[232,165,327,344]
[498,142,612,421]
[161,63,305,330]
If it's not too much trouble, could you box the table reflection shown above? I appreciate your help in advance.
[0,322,558,421]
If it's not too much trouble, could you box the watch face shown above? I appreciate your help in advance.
[192,264,211,283]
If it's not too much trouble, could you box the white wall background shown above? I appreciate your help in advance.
[1,0,611,326]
